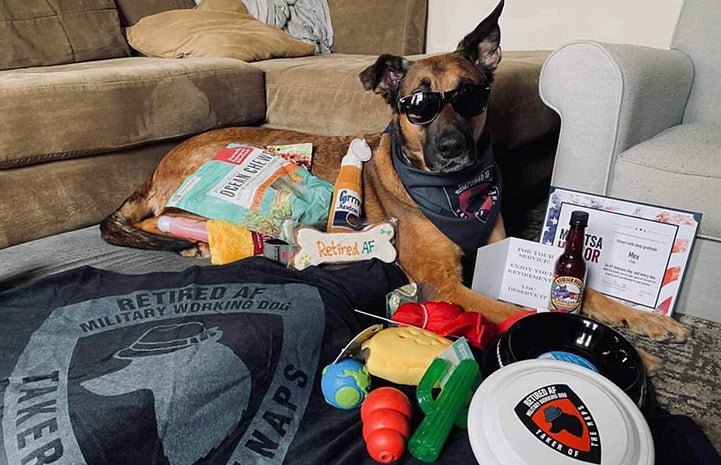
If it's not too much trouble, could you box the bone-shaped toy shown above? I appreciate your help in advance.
[293,223,396,270]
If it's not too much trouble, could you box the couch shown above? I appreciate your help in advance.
[539,0,720,322]
[0,0,559,286]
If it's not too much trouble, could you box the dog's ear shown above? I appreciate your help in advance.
[456,0,504,79]
[359,54,409,106]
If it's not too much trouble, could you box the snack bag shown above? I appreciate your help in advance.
[167,144,333,241]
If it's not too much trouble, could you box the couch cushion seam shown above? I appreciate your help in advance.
[618,157,721,178]
[0,116,267,170]
[0,8,119,22]
[1,68,262,90]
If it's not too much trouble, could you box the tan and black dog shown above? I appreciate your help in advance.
[101,1,688,351]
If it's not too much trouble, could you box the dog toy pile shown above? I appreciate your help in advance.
[323,324,481,463]
[317,284,670,464]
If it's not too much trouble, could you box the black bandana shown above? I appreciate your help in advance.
[390,127,502,256]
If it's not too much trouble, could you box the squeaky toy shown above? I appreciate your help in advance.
[293,223,396,270]
[361,327,452,385]
[321,358,371,409]
[408,358,480,462]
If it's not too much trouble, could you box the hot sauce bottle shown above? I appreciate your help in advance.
[548,211,589,313]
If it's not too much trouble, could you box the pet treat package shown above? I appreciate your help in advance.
[167,144,333,242]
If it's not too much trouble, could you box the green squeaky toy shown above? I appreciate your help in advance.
[408,358,480,462]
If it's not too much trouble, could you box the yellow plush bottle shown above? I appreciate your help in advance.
[327,138,372,232]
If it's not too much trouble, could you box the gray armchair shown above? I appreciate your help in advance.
[539,0,720,322]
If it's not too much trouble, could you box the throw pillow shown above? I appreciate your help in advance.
[125,9,317,62]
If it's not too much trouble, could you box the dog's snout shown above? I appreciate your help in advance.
[435,132,466,159]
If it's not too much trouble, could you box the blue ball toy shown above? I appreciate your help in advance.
[321,358,371,409]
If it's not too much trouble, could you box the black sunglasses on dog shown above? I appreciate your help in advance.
[397,83,491,125]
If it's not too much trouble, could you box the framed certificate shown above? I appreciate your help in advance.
[541,187,701,316]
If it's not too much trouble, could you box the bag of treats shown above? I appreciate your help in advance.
[167,144,333,242]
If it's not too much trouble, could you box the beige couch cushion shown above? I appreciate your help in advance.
[115,0,196,26]
[0,0,129,70]
[0,143,179,249]
[328,0,427,55]
[254,54,390,136]
[0,57,265,169]
[254,51,558,152]
[125,9,316,62]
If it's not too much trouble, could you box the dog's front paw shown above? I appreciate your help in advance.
[625,312,690,343]
[583,289,689,343]
[635,347,662,376]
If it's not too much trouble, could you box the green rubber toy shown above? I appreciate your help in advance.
[408,358,480,462]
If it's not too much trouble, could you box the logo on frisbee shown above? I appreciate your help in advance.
[514,384,601,463]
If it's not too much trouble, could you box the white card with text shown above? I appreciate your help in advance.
[541,187,701,315]
[471,237,560,309]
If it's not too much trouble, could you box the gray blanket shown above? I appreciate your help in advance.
[242,0,333,54]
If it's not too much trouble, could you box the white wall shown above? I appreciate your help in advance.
[427,0,685,53]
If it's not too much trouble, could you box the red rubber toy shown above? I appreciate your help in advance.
[361,387,413,463]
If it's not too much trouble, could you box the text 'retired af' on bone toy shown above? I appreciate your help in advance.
[292,223,396,270]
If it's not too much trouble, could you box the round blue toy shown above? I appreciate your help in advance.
[321,358,371,409]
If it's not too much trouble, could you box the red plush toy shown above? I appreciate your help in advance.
[391,301,497,349]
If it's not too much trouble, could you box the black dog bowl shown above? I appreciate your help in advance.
[481,312,648,412]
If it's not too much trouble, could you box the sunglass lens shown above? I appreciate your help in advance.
[403,93,441,124]
[451,85,489,119]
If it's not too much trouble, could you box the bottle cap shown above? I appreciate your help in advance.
[341,153,363,169]
[157,216,171,232]
[570,211,589,228]
[349,138,372,162]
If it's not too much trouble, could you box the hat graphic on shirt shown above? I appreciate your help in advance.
[115,322,221,359]
[543,405,584,437]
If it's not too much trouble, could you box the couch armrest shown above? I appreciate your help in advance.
[539,40,693,194]
[328,0,427,55]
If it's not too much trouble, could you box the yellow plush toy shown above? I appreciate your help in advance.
[206,219,263,265]
[361,327,452,385]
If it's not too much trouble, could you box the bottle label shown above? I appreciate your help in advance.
[548,274,585,313]
[330,188,363,230]
[536,351,599,373]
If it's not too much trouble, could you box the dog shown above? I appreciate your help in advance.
[101,0,688,359]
